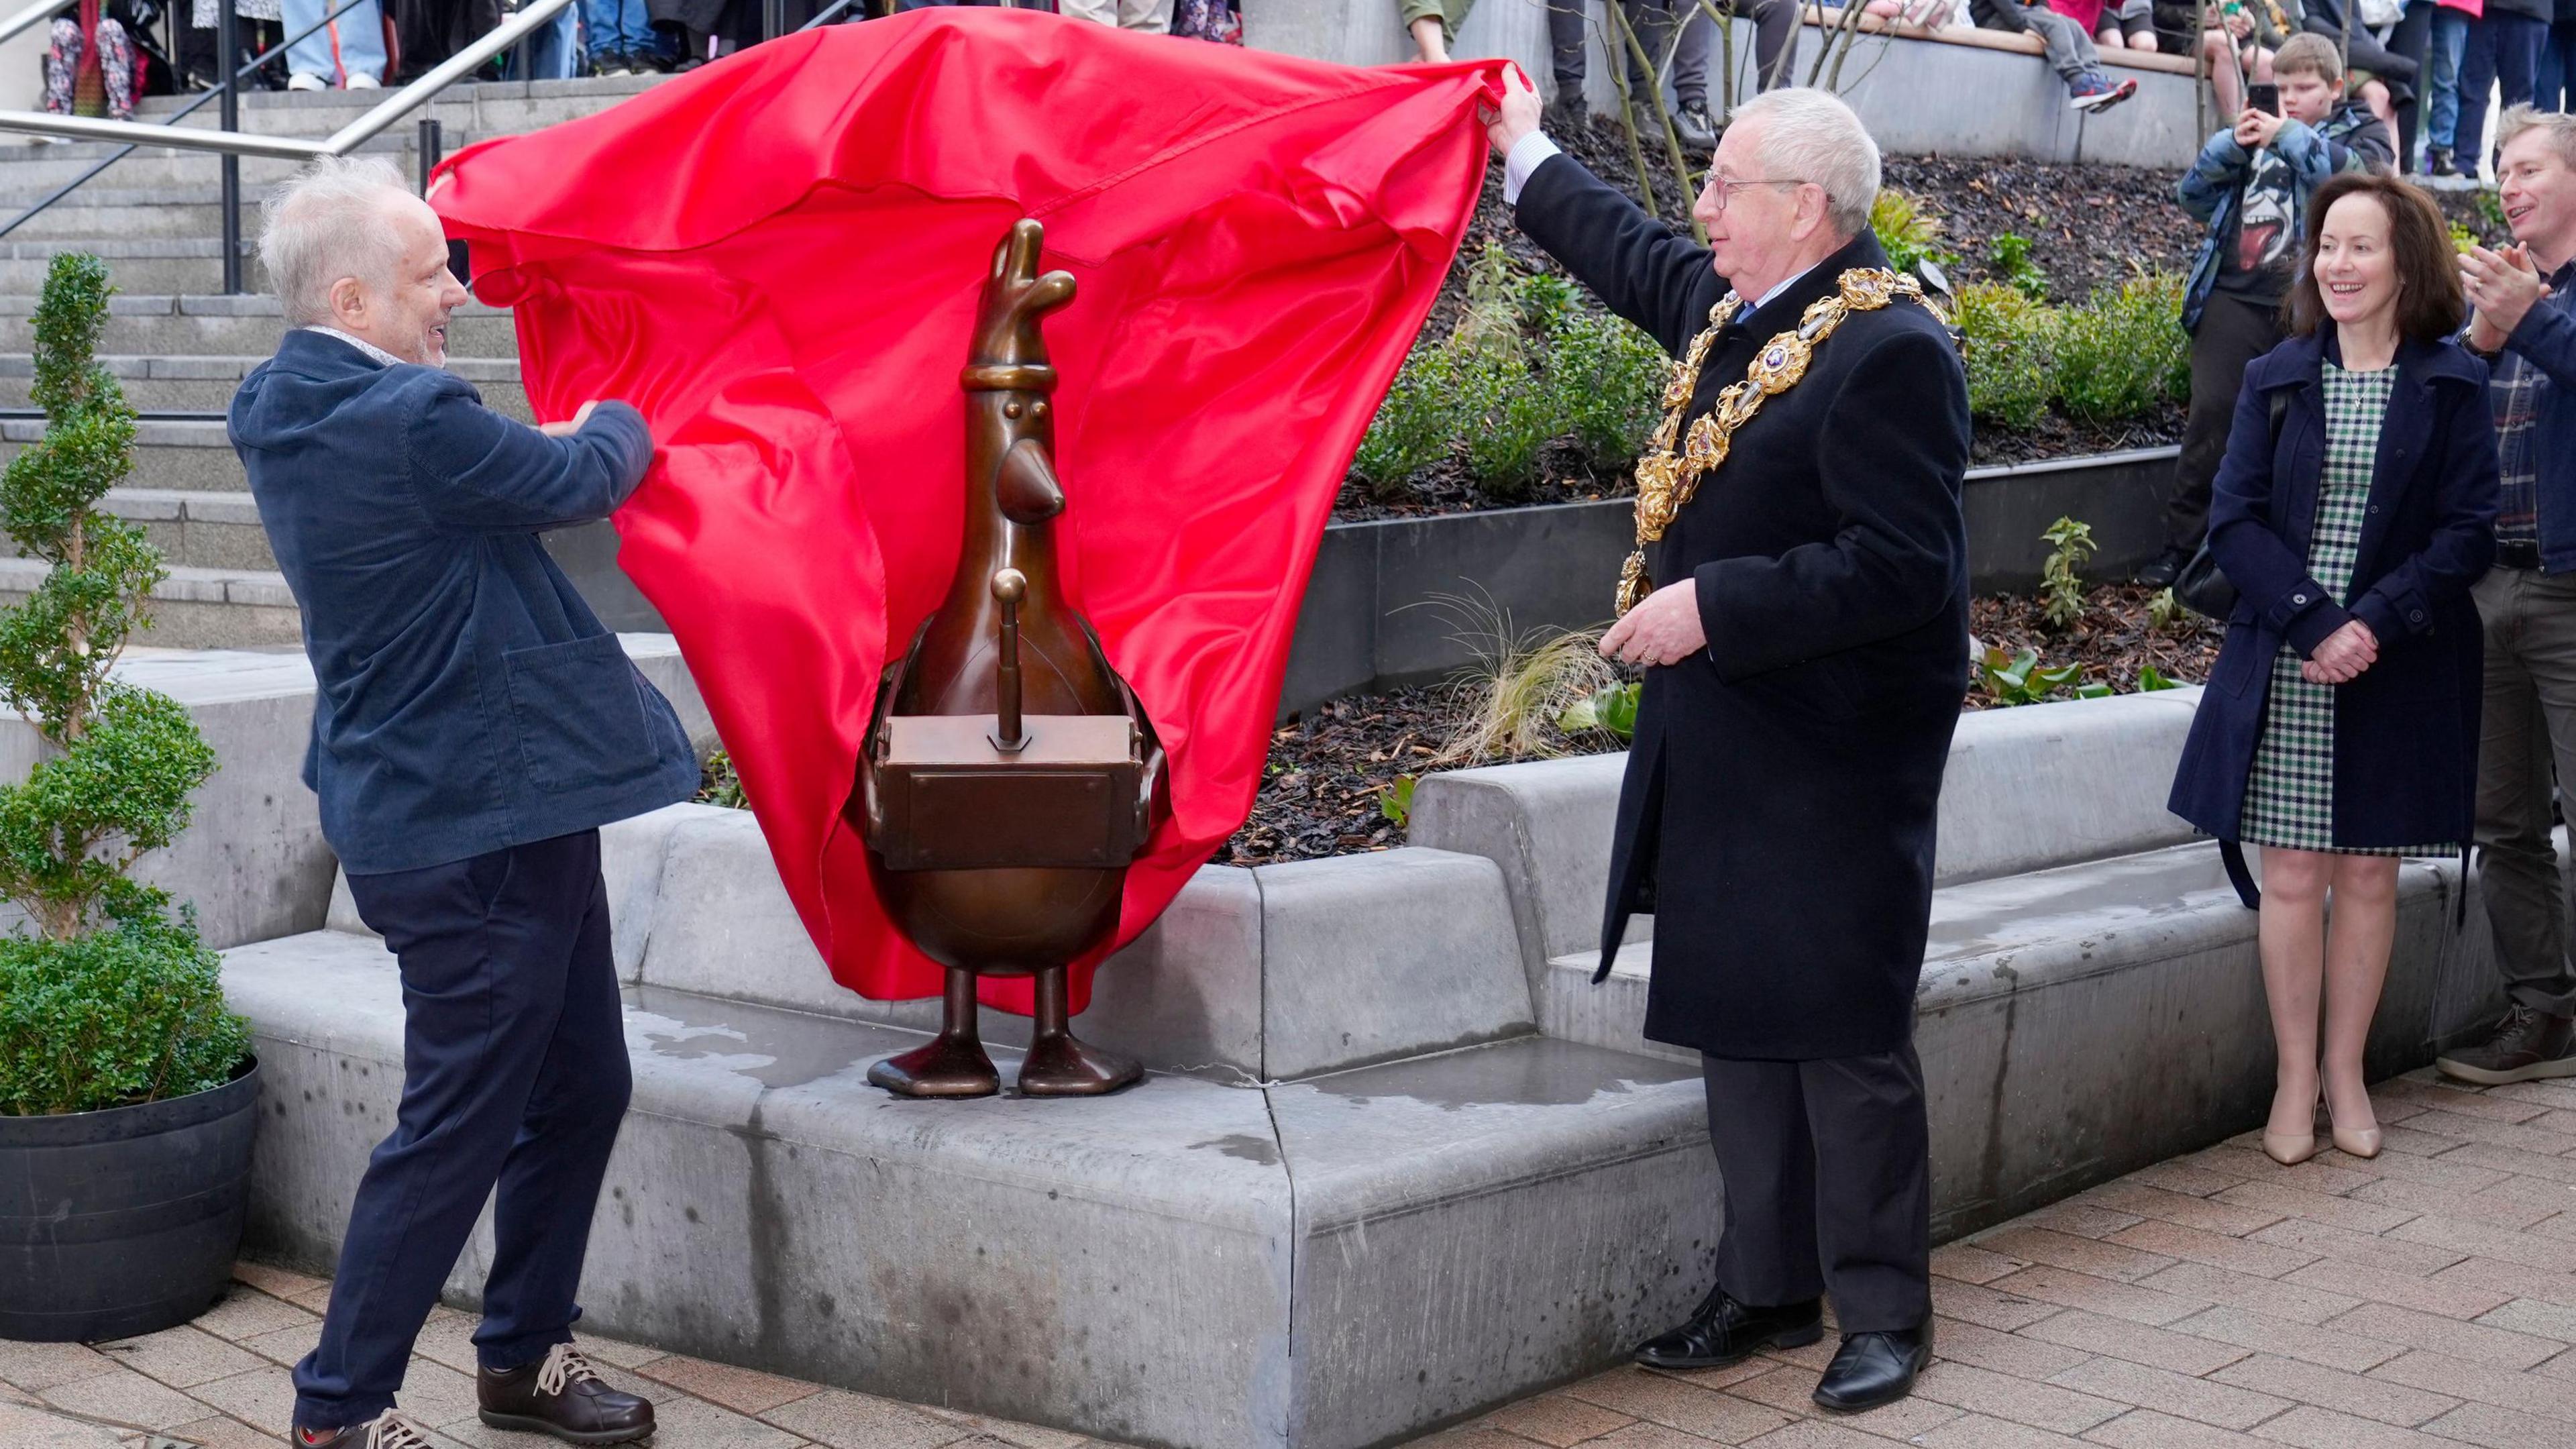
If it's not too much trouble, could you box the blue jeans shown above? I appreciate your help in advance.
[581,0,655,58]
[2428,6,2468,152]
[282,0,386,84]
[503,3,579,78]
[2462,9,2546,174]
[2539,19,2576,109]
[290,831,629,1432]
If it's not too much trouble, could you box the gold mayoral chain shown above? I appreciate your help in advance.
[1615,267,1928,616]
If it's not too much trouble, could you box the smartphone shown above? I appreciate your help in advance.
[2248,83,2280,115]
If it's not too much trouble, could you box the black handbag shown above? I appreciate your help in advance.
[2174,388,2291,621]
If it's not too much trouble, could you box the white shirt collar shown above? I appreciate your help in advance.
[303,325,407,369]
[1750,262,1820,313]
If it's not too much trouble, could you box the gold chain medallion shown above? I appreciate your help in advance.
[1614,268,1925,615]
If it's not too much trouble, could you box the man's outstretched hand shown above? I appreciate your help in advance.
[1479,64,1541,157]
[537,400,602,438]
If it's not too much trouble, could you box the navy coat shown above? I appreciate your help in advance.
[2167,329,2498,850]
[1517,156,1972,1062]
[231,330,700,875]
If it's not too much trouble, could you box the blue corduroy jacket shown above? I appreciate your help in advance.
[230,329,698,875]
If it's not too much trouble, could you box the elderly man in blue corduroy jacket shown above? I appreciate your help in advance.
[229,154,690,1449]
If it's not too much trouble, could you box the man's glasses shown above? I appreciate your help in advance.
[1702,178,1809,212]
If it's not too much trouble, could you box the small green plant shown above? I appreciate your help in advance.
[2138,665,2186,691]
[1548,307,1668,472]
[2475,188,2508,239]
[1870,189,1951,276]
[1379,774,1418,826]
[2041,515,2096,629]
[2055,272,2190,424]
[1953,282,2054,431]
[1977,645,2086,706]
[697,748,747,809]
[1453,241,1529,365]
[2451,220,2481,256]
[2147,586,2183,633]
[1352,343,1458,501]
[1990,232,2049,301]
[0,253,240,1116]
[1460,347,1553,501]
[1559,680,1642,743]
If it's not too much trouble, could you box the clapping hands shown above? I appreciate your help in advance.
[2302,619,2378,685]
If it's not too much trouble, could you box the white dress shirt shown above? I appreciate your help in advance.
[304,325,405,369]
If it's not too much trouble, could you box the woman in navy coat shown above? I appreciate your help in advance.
[2169,172,2498,1167]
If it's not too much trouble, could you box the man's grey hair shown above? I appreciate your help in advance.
[2500,103,2576,172]
[259,155,415,328]
[1726,88,1881,241]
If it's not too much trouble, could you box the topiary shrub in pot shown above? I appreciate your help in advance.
[0,253,251,1343]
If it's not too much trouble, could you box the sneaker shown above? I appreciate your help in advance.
[593,52,629,76]
[290,1409,440,1447]
[286,72,326,91]
[1675,99,1716,149]
[1540,94,1588,136]
[2068,70,2137,111]
[2436,1003,2576,1085]
[343,72,380,89]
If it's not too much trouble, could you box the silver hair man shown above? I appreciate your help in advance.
[258,155,430,335]
[1725,88,1881,241]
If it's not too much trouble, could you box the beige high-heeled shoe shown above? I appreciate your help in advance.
[2326,1095,2383,1160]
[2263,1085,2321,1165]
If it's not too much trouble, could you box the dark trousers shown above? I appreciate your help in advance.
[1701,1042,1931,1335]
[2461,11,2546,174]
[292,830,630,1430]
[2389,0,2435,168]
[1546,0,1792,103]
[2165,290,2286,555]
[2473,568,2576,1017]
[2537,18,2576,109]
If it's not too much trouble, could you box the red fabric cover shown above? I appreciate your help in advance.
[431,11,1503,1013]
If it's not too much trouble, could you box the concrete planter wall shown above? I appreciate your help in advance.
[561,446,2180,718]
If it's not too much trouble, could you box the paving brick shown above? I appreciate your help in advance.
[1655,1359,1781,1391]
[2375,1124,2471,1159]
[2366,1348,2576,1423]
[638,1356,822,1416]
[38,1368,211,1432]
[1911,1360,2127,1435]
[1913,1412,2092,1448]
[2216,1180,2419,1235]
[2017,1202,2149,1240]
[2127,1162,2249,1198]
[2437,1141,2576,1187]
[1721,1364,1960,1440]
[2374,1078,2551,1124]
[2252,1219,2467,1278]
[405,1311,478,1377]
[184,1366,297,1437]
[2208,1352,2457,1426]
[1733,1420,1884,1449]
[759,1389,973,1449]
[2491,1081,2576,1113]
[2328,1301,2567,1370]
[1565,1424,1731,1449]
[232,1320,319,1370]
[390,1360,480,1429]
[1931,1243,2025,1285]
[2400,1108,2576,1156]
[2188,1147,2379,1196]
[2047,1357,2290,1432]
[1975,1228,2179,1285]
[2389,1214,2576,1275]
[1404,1430,1535,1449]
[227,1263,327,1301]
[1929,1277,2063,1332]
[1564,1368,1795,1442]
[2428,1255,2576,1311]
[2353,1176,2559,1230]
[1983,1267,2204,1328]
[162,1415,280,1449]
[2413,1401,2576,1449]
[2080,1407,2273,1448]
[2475,1299,2576,1344]
[2281,1258,2510,1320]
[570,1336,668,1371]
[1925,1316,2093,1381]
[91,1328,263,1391]
[2247,1404,2459,1448]
[0,1342,121,1393]
[2083,1181,2283,1238]
[2135,1261,2361,1326]
[186,1291,317,1344]
[2108,1220,2318,1279]
[612,1391,804,1449]
[2021,1307,2253,1377]
[2168,1305,2405,1373]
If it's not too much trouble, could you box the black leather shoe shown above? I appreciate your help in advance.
[477,1343,655,1446]
[1633,1285,1824,1369]
[1813,1326,1933,1412]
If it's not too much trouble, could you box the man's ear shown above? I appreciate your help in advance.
[327,276,365,326]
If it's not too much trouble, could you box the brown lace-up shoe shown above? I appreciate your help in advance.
[476,1342,655,1445]
[2436,1003,2576,1085]
[288,1410,439,1448]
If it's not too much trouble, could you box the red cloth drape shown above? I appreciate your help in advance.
[431,11,1505,1014]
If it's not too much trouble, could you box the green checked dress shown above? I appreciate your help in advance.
[2240,362,2457,856]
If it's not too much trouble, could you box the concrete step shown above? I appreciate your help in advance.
[0,238,263,294]
[0,132,426,195]
[99,487,273,571]
[0,554,297,647]
[0,193,257,241]
[0,416,242,490]
[0,294,519,358]
[0,353,529,419]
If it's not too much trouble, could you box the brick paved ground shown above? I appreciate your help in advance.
[5,1067,2575,1449]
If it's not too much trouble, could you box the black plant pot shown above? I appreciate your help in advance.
[0,1057,260,1342]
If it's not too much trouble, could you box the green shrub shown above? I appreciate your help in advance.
[2055,272,2190,424]
[1352,343,1458,499]
[1460,345,1554,500]
[1548,306,1668,471]
[1990,232,2050,301]
[1954,282,2055,431]
[0,254,236,1116]
[1871,189,1951,276]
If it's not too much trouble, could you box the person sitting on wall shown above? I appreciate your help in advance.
[231,154,696,1449]
[1969,0,2142,111]
[1482,76,1968,1413]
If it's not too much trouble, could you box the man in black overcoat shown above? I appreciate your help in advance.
[1483,76,1971,1411]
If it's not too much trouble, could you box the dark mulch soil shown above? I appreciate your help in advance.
[1968,582,2223,703]
[1220,587,2218,863]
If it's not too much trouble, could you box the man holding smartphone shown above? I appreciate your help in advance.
[2139,33,2394,587]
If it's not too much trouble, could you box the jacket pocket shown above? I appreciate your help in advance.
[2210,625,2263,697]
[502,633,656,794]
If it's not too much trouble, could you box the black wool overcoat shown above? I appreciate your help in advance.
[1516,154,1972,1062]
[2166,330,2498,849]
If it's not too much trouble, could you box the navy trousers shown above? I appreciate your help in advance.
[2461,11,2547,176]
[1701,1042,1932,1335]
[292,830,630,1430]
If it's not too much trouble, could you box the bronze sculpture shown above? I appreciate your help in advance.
[846,218,1169,1099]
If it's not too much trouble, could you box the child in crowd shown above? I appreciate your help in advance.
[1970,0,2142,108]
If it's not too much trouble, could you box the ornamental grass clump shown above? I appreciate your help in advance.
[0,253,239,1118]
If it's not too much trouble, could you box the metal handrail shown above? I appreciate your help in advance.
[0,0,72,48]
[0,0,577,158]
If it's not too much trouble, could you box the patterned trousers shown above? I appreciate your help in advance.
[44,17,136,122]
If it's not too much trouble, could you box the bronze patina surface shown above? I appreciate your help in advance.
[847,219,1168,1099]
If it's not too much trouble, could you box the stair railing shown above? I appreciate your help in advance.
[0,0,575,292]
